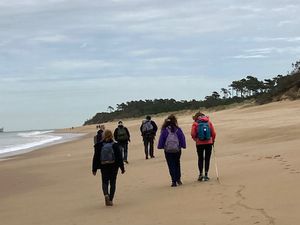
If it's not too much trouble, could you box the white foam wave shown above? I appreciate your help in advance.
[0,136,62,154]
[18,130,54,138]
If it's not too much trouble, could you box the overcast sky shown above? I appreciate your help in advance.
[1,0,300,131]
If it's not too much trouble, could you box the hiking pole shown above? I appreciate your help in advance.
[213,145,220,184]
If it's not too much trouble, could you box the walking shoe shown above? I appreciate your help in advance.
[124,160,129,164]
[177,180,183,185]
[104,195,110,206]
[150,155,155,158]
[198,175,204,182]
[145,156,149,160]
[171,182,177,187]
[203,176,210,181]
[107,200,113,206]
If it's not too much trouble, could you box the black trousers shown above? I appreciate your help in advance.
[119,142,128,161]
[196,144,212,175]
[143,136,154,157]
[164,151,181,183]
[100,164,118,201]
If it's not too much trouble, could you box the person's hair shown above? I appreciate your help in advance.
[193,111,205,121]
[162,114,178,132]
[103,129,113,142]
[146,115,151,120]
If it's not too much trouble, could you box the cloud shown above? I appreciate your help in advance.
[271,4,298,12]
[245,48,273,54]
[232,55,268,59]
[223,5,262,13]
[277,20,294,27]
[80,42,88,48]
[254,37,300,42]
[30,34,69,43]
[128,49,156,57]
[144,57,179,64]
[49,59,114,70]
[233,46,300,59]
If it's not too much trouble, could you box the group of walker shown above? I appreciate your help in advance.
[92,112,216,206]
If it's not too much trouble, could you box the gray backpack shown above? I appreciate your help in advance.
[101,142,115,164]
[142,120,154,134]
[164,128,180,153]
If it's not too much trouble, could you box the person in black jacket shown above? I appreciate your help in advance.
[140,115,158,159]
[92,129,125,206]
[94,124,105,144]
[114,121,130,164]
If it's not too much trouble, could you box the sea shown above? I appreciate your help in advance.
[0,130,86,159]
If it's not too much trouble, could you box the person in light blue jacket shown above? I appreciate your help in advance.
[157,114,186,187]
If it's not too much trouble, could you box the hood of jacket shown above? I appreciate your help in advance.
[197,116,209,122]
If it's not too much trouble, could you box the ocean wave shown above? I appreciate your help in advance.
[0,136,62,154]
[18,130,54,138]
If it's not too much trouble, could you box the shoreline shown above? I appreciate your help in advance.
[0,131,89,161]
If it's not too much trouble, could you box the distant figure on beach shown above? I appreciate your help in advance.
[140,115,158,159]
[191,112,216,182]
[157,115,186,187]
[92,129,125,206]
[114,121,130,164]
[94,125,105,144]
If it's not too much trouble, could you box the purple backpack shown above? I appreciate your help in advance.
[164,128,180,153]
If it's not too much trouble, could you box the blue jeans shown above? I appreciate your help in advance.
[164,151,181,183]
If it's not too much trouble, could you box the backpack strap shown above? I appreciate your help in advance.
[167,127,178,134]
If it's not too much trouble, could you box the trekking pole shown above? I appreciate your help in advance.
[213,145,220,184]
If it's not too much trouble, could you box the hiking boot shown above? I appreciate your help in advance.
[104,195,110,206]
[177,180,183,185]
[171,182,177,187]
[107,200,113,206]
[124,160,129,164]
[203,176,210,181]
[145,156,149,160]
[150,155,155,158]
[198,175,204,182]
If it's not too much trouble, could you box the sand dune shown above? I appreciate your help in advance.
[1,100,300,225]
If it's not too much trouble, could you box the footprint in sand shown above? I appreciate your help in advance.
[230,216,240,221]
[223,211,234,215]
[274,157,299,175]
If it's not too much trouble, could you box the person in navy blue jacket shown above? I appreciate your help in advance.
[157,114,186,187]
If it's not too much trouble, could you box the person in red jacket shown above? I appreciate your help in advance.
[191,112,216,181]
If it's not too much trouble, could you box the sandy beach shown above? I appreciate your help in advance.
[1,100,300,225]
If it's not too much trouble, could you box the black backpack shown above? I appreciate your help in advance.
[117,127,129,141]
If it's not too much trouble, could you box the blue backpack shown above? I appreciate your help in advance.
[197,121,211,140]
[100,142,115,164]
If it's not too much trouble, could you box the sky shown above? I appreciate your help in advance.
[0,0,300,131]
